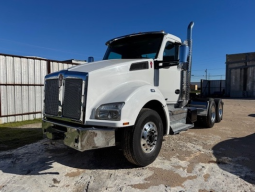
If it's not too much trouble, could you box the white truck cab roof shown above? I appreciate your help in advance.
[106,31,182,45]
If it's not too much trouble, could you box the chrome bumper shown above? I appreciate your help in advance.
[42,120,115,151]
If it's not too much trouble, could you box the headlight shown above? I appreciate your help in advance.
[96,102,125,121]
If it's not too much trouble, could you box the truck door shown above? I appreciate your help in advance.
[158,41,180,104]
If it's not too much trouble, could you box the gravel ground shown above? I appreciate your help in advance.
[0,98,255,192]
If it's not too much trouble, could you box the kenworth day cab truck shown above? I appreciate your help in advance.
[42,22,224,166]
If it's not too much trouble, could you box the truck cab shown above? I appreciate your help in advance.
[104,32,182,104]
[42,22,224,166]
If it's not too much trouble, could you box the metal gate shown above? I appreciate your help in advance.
[200,80,226,97]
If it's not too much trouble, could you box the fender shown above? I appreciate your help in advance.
[86,81,170,133]
[123,85,169,125]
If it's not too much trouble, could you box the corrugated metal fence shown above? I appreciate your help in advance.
[0,53,80,124]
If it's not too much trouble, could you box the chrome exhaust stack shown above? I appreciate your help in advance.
[186,21,195,101]
[179,21,194,107]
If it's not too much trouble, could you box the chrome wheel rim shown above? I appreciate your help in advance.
[211,105,216,123]
[140,122,158,153]
[218,103,223,119]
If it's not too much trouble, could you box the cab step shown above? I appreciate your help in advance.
[169,108,194,134]
[171,123,194,134]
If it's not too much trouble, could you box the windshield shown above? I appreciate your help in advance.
[103,34,163,60]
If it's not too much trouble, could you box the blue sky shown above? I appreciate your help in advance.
[0,0,254,82]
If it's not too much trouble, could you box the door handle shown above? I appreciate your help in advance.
[175,89,180,94]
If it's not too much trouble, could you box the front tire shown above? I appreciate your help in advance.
[122,108,163,166]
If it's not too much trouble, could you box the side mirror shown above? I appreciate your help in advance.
[179,44,189,63]
[88,57,94,63]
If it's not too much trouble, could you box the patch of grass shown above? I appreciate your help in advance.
[0,119,43,151]
[0,119,42,128]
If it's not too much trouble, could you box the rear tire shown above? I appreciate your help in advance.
[204,100,216,128]
[215,99,223,123]
[122,108,163,166]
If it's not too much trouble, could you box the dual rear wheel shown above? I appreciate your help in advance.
[204,99,223,128]
[215,98,223,122]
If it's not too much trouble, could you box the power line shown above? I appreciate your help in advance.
[192,68,225,71]
[192,74,225,77]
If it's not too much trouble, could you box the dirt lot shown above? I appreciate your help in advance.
[0,99,255,192]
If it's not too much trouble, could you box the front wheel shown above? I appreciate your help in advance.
[122,108,163,166]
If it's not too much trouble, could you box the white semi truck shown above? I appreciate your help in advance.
[42,22,223,166]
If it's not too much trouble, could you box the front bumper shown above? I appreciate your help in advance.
[42,120,115,151]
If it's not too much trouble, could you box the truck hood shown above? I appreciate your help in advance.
[68,59,151,73]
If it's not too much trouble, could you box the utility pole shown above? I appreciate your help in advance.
[205,69,207,80]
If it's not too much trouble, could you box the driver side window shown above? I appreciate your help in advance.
[163,42,178,61]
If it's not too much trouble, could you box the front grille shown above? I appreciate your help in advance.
[62,78,83,120]
[44,79,59,116]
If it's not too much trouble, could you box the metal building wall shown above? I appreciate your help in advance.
[226,52,255,97]
[0,54,80,124]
